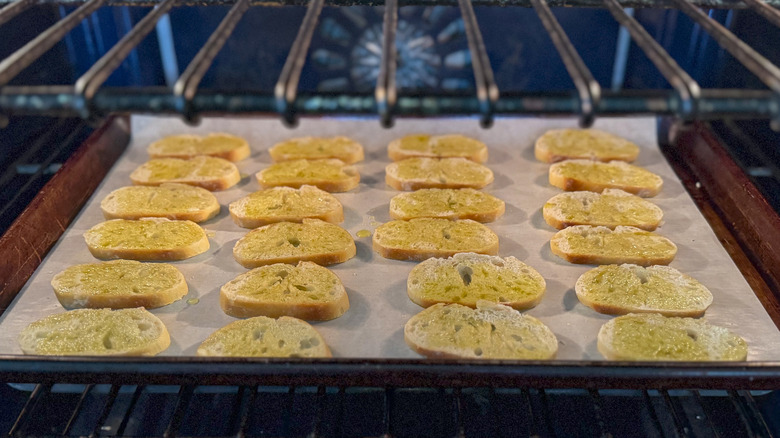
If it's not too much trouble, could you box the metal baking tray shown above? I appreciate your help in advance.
[1,114,779,364]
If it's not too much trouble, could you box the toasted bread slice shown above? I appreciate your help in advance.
[52,260,187,309]
[84,218,209,261]
[130,156,241,191]
[147,133,250,162]
[269,136,364,164]
[597,313,747,361]
[543,189,663,231]
[388,134,488,163]
[256,159,360,193]
[575,264,713,317]
[18,308,170,356]
[233,219,356,268]
[386,157,494,191]
[535,128,640,163]
[372,218,499,261]
[229,185,343,228]
[549,159,662,197]
[389,188,505,222]
[196,316,331,358]
[408,253,546,310]
[550,225,676,266]
[101,183,220,222]
[220,261,349,320]
[404,301,558,359]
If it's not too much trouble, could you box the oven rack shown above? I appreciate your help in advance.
[1,0,780,128]
[1,382,778,437]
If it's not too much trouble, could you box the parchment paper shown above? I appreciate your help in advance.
[2,115,779,360]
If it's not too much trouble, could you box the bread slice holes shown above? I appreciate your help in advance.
[442,230,452,240]
[454,324,462,332]
[490,324,497,332]
[131,286,140,294]
[300,339,312,349]
[103,334,114,350]
[458,266,474,286]
[411,279,419,285]
[287,237,301,247]
[498,297,508,303]
[277,271,289,279]
[309,337,320,346]
[278,340,286,348]
[261,347,268,354]
[137,321,152,332]
[253,329,265,341]
[473,347,483,357]
[635,270,650,284]
[511,334,523,342]
[686,330,698,341]
[276,240,286,247]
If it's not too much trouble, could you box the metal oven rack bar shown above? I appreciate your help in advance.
[1,0,780,126]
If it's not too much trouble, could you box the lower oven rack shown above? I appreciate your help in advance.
[2,381,779,437]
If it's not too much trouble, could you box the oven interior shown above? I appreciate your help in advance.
[2,0,780,435]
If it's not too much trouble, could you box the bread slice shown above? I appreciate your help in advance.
[52,260,187,309]
[100,183,220,222]
[550,225,676,266]
[130,156,241,191]
[18,308,170,356]
[404,301,558,359]
[84,218,210,261]
[269,136,364,164]
[229,185,343,229]
[372,218,499,261]
[575,264,713,317]
[220,261,349,320]
[233,219,356,268]
[388,134,488,163]
[597,313,747,361]
[196,316,331,358]
[386,157,494,191]
[543,189,663,231]
[535,128,640,163]
[549,159,663,197]
[147,133,250,162]
[256,159,360,193]
[389,188,505,222]
[408,253,546,310]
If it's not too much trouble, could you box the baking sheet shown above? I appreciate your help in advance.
[2,115,779,360]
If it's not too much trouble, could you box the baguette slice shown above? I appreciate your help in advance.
[147,133,250,162]
[389,188,505,222]
[269,136,364,164]
[408,253,546,310]
[597,313,747,361]
[130,156,241,191]
[388,134,488,163]
[18,308,170,356]
[373,218,499,261]
[196,316,331,358]
[550,225,677,266]
[256,159,360,193]
[84,218,209,261]
[404,301,558,359]
[229,185,343,228]
[535,128,640,163]
[101,183,220,222]
[549,159,662,197]
[386,157,494,191]
[543,189,663,230]
[575,264,713,317]
[220,261,349,320]
[52,260,187,309]
[233,219,356,268]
